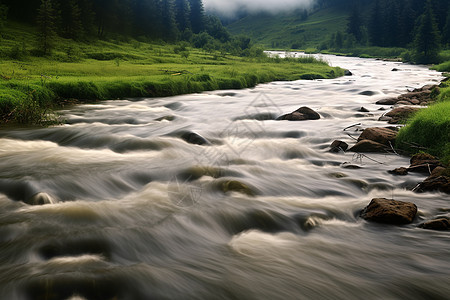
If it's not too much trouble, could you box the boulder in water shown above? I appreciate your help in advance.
[408,153,442,174]
[329,140,349,153]
[277,106,320,121]
[344,70,353,76]
[416,172,450,194]
[360,198,417,224]
[25,192,55,205]
[384,106,421,124]
[388,167,409,176]
[215,180,256,196]
[376,98,398,105]
[180,132,210,145]
[349,139,389,153]
[357,127,397,146]
[419,218,450,231]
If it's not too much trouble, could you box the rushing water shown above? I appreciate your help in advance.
[0,54,449,300]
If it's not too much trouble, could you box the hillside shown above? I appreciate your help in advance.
[227,6,349,49]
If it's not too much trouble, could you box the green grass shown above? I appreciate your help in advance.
[396,99,450,164]
[0,22,344,124]
[227,7,349,49]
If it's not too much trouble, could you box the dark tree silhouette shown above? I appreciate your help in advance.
[368,0,383,46]
[0,2,7,36]
[37,0,57,55]
[413,0,441,64]
[347,3,363,42]
[188,0,205,33]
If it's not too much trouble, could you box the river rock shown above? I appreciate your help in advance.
[329,140,349,153]
[215,180,256,196]
[384,106,421,124]
[397,90,432,105]
[277,107,320,121]
[358,107,370,112]
[359,91,377,96]
[349,139,389,153]
[376,98,398,105]
[25,192,56,205]
[416,174,450,194]
[408,153,442,174]
[344,70,353,76]
[419,217,450,231]
[180,132,210,145]
[388,167,409,176]
[357,127,397,146]
[360,198,417,224]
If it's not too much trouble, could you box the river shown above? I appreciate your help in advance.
[0,53,449,299]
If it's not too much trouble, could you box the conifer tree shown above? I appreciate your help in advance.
[37,0,57,55]
[188,0,205,33]
[174,0,190,32]
[413,0,441,64]
[443,11,450,46]
[160,0,178,41]
[63,0,83,39]
[347,3,363,42]
[0,2,7,37]
[368,0,383,46]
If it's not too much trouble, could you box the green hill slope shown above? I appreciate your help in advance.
[227,7,349,49]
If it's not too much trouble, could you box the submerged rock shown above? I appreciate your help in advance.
[180,132,210,145]
[388,167,409,176]
[419,218,450,231]
[215,179,256,196]
[329,140,349,153]
[25,192,56,205]
[360,198,417,224]
[376,98,398,105]
[277,106,320,121]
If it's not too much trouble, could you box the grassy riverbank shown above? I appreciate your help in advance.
[0,23,343,125]
[396,76,450,165]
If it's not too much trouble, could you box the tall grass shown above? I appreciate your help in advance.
[396,100,450,164]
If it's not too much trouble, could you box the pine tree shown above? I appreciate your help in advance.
[398,0,416,47]
[0,2,7,37]
[413,0,441,64]
[443,10,450,46]
[347,2,363,42]
[36,0,57,55]
[188,0,205,33]
[368,0,383,46]
[160,0,178,41]
[174,0,190,31]
[64,0,83,39]
[79,0,96,37]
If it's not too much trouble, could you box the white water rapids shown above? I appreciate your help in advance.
[0,53,449,299]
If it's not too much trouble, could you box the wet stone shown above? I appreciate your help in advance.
[389,167,409,176]
[419,218,450,231]
[360,198,417,225]
[329,140,349,153]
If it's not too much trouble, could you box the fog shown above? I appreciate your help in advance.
[203,0,316,17]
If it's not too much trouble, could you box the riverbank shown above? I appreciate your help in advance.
[0,24,343,125]
[395,77,450,165]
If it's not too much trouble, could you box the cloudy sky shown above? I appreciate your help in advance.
[203,0,316,17]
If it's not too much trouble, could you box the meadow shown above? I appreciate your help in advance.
[0,22,343,124]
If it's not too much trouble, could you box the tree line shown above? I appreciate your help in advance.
[326,0,450,63]
[0,0,249,56]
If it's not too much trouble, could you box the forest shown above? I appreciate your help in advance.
[0,0,233,53]
[326,0,450,63]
